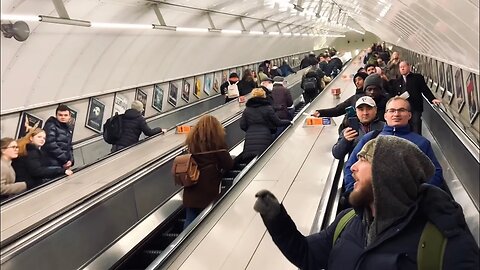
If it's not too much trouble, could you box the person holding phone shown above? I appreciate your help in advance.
[332,96,385,160]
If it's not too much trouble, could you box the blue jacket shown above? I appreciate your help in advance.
[261,185,479,270]
[343,125,443,192]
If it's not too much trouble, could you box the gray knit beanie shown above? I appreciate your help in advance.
[363,74,383,90]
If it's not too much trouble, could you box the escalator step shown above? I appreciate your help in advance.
[162,232,179,238]
[143,250,163,255]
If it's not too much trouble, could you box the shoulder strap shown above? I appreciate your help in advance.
[370,129,382,140]
[417,222,447,270]
[333,209,356,245]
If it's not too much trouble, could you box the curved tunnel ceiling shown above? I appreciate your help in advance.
[1,0,478,113]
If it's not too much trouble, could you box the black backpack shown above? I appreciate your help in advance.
[302,77,317,92]
[103,113,123,144]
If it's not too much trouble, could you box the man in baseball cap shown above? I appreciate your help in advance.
[332,95,385,160]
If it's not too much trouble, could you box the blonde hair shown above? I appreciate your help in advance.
[251,88,266,98]
[185,115,227,154]
[17,128,45,157]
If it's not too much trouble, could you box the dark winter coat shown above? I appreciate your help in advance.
[325,57,343,76]
[43,116,74,167]
[316,89,366,117]
[183,149,233,209]
[262,186,479,270]
[238,79,257,96]
[271,84,293,120]
[279,64,295,77]
[220,80,239,103]
[240,97,291,160]
[332,118,385,159]
[12,144,65,189]
[113,109,161,148]
[301,70,324,93]
[391,72,437,112]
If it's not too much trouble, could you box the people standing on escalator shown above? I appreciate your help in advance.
[220,72,240,103]
[237,69,257,96]
[182,115,234,228]
[111,101,164,152]
[12,128,73,190]
[1,138,27,197]
[42,105,74,169]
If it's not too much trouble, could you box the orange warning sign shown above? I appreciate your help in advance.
[331,88,341,96]
[305,117,332,126]
[176,125,192,134]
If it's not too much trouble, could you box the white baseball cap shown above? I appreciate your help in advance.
[355,96,376,108]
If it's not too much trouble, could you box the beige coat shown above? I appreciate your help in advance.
[1,159,26,195]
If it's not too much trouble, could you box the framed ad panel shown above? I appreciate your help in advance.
[152,84,164,112]
[427,58,433,86]
[437,62,446,97]
[204,73,213,96]
[193,77,202,98]
[16,112,43,139]
[182,79,191,102]
[236,67,242,79]
[444,64,454,104]
[229,68,237,77]
[113,92,129,115]
[453,68,465,112]
[431,59,439,92]
[212,72,220,93]
[85,97,105,133]
[222,70,229,83]
[67,106,77,136]
[168,81,178,107]
[465,73,479,123]
[135,88,147,116]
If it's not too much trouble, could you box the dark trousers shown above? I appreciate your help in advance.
[410,110,422,135]
[184,207,202,229]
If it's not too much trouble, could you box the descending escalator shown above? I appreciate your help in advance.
[112,162,249,270]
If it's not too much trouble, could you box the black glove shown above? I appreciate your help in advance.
[254,189,281,220]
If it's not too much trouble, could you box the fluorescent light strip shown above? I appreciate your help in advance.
[176,27,208,33]
[293,33,301,36]
[268,31,280,35]
[152,24,176,31]
[40,15,91,27]
[221,29,242,34]
[90,22,151,29]
[319,34,346,37]
[249,30,264,35]
[1,14,40,22]
[282,32,292,36]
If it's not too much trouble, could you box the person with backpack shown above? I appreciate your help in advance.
[220,73,240,103]
[108,101,164,152]
[254,135,479,270]
[301,67,324,103]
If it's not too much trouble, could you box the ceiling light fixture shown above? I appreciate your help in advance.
[90,22,150,29]
[1,14,40,22]
[176,27,209,33]
[221,29,242,34]
[152,24,177,31]
[40,15,91,27]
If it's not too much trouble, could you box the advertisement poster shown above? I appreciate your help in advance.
[445,65,454,103]
[438,62,445,96]
[67,106,77,136]
[182,80,191,102]
[85,97,105,133]
[193,77,201,99]
[16,112,43,139]
[168,81,178,107]
[152,84,164,112]
[222,70,228,83]
[204,73,213,96]
[135,88,148,116]
[113,93,129,115]
[431,60,439,92]
[454,69,465,112]
[213,73,220,92]
[466,73,478,123]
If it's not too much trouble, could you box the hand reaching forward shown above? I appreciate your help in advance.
[254,189,281,220]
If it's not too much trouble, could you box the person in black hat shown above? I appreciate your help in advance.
[220,72,240,103]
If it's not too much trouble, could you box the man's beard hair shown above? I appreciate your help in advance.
[349,181,374,208]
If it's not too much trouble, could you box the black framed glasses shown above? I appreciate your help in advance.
[386,108,409,114]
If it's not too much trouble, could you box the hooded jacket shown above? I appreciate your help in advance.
[43,116,74,167]
[259,136,479,270]
[113,109,161,148]
[343,124,444,193]
[271,83,294,120]
[12,144,65,189]
[240,97,290,160]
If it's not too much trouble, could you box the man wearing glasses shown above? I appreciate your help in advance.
[342,96,444,195]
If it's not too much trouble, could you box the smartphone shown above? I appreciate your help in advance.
[347,117,360,132]
[345,106,356,117]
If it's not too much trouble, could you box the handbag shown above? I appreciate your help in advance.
[172,154,200,187]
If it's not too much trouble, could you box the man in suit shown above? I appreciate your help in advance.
[391,61,441,134]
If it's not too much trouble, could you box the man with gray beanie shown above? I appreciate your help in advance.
[254,136,479,269]
[110,100,164,152]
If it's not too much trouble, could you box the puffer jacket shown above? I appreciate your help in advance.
[344,125,444,192]
[113,109,161,148]
[262,185,479,270]
[271,84,293,120]
[43,116,74,167]
[12,144,65,189]
[240,97,290,160]
[183,150,234,209]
